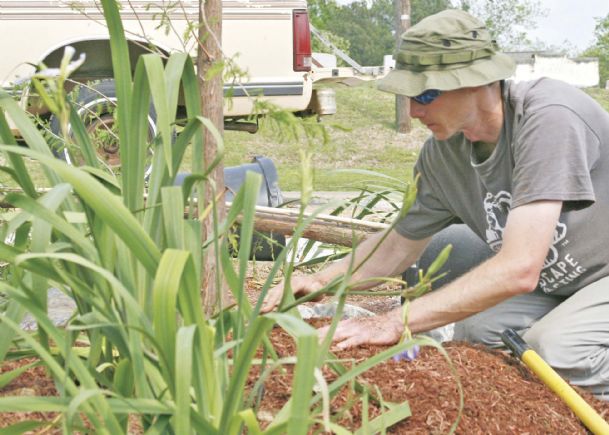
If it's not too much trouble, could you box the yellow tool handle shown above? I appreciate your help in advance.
[502,328,609,435]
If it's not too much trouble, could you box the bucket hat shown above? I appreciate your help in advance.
[377,9,516,97]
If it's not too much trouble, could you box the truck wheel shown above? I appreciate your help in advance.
[50,79,157,176]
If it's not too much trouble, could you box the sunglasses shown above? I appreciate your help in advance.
[412,89,442,105]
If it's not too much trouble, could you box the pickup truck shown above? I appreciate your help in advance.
[0,0,332,164]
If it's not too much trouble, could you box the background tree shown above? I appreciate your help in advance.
[410,0,451,25]
[456,0,546,50]
[309,0,449,66]
[583,12,609,88]
[336,0,394,66]
[308,0,352,56]
[311,0,546,65]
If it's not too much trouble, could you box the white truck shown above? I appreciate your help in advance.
[0,0,333,159]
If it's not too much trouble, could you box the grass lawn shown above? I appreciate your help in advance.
[223,81,430,191]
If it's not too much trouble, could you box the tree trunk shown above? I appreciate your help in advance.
[198,0,226,315]
[394,0,412,134]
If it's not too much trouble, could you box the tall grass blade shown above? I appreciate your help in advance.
[0,299,26,361]
[161,187,185,249]
[175,325,196,435]
[4,191,97,260]
[142,55,173,173]
[125,58,152,211]
[272,313,318,435]
[152,249,192,388]
[0,397,69,413]
[100,0,132,140]
[0,361,39,389]
[353,402,411,435]
[219,316,274,432]
[0,421,47,434]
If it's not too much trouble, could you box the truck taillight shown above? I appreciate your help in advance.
[293,9,312,72]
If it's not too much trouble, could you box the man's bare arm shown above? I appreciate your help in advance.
[261,229,430,313]
[326,200,563,349]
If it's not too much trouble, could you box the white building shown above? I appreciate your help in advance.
[508,52,600,88]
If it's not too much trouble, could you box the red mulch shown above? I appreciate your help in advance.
[0,358,59,430]
[251,322,609,434]
[2,327,609,433]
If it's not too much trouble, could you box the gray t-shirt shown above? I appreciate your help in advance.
[395,78,609,295]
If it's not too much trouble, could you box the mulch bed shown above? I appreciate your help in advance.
[2,325,609,433]
[0,358,60,429]
[252,322,609,434]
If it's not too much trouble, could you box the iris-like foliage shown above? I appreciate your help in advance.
[0,1,462,433]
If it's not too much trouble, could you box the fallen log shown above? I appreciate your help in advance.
[234,203,390,247]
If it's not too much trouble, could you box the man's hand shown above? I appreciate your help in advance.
[318,310,404,350]
[260,274,326,313]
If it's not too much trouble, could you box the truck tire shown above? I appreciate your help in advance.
[50,79,157,176]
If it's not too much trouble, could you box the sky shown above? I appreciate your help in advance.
[528,0,609,52]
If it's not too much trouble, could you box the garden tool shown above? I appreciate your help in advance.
[501,328,609,435]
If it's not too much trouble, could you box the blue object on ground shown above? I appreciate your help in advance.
[392,344,421,362]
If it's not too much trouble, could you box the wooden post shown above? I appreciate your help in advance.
[198,0,226,315]
[394,0,411,134]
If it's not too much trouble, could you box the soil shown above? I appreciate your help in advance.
[2,269,609,433]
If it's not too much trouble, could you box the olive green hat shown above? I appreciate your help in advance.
[377,9,516,97]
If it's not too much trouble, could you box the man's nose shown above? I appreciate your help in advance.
[409,100,425,118]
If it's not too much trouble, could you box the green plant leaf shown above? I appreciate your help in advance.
[0,90,62,187]
[125,56,152,212]
[4,191,98,260]
[219,316,275,432]
[0,361,39,389]
[161,186,185,249]
[143,54,174,174]
[0,420,47,435]
[175,325,197,435]
[113,358,134,397]
[100,0,132,140]
[353,401,411,435]
[266,313,318,435]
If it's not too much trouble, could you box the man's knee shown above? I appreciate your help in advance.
[523,325,606,377]
[524,324,609,396]
[453,313,504,347]
[523,326,572,366]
